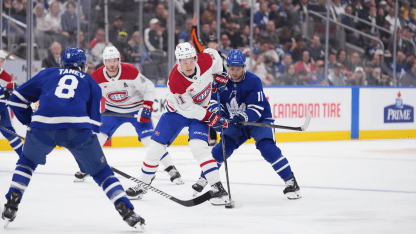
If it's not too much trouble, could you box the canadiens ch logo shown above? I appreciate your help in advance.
[107,90,129,103]
[192,83,211,103]
[384,92,414,123]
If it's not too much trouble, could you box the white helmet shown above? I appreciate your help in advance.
[102,46,120,61]
[175,42,196,60]
[0,50,7,63]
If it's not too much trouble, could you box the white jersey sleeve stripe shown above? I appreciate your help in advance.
[90,119,101,126]
[247,104,264,110]
[8,101,29,108]
[0,100,6,103]
[12,91,30,103]
[248,108,261,117]
[32,116,97,125]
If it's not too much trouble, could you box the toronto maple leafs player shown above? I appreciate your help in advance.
[73,46,184,185]
[2,48,145,231]
[0,50,23,157]
[125,42,231,205]
[192,49,302,200]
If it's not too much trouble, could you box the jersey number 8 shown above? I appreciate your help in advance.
[55,75,79,99]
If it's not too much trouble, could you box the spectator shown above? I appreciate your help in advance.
[178,18,193,44]
[364,6,378,35]
[45,1,64,45]
[259,38,280,77]
[379,1,388,15]
[239,24,251,48]
[296,50,315,76]
[368,67,391,86]
[109,15,124,44]
[224,19,245,49]
[309,34,325,61]
[33,3,52,48]
[328,51,337,69]
[62,0,85,21]
[406,9,416,33]
[210,20,218,37]
[341,6,361,46]
[260,21,279,46]
[219,34,233,57]
[291,35,307,62]
[202,1,217,25]
[347,67,366,85]
[400,63,416,86]
[41,42,62,69]
[295,0,310,22]
[376,7,386,28]
[374,49,392,77]
[337,49,349,68]
[308,59,326,85]
[200,23,212,46]
[254,2,269,30]
[380,21,392,48]
[389,51,409,75]
[347,51,362,72]
[144,18,164,53]
[269,3,281,27]
[401,26,415,52]
[398,8,406,31]
[86,62,95,75]
[330,0,345,20]
[276,64,300,85]
[61,1,77,45]
[275,37,295,65]
[113,30,132,62]
[246,46,275,85]
[277,2,300,29]
[385,8,401,31]
[406,53,415,69]
[364,61,376,84]
[229,0,244,23]
[220,1,232,27]
[276,53,293,80]
[89,28,111,66]
[328,62,347,85]
[71,30,88,52]
[128,31,152,65]
[155,4,167,30]
[365,34,383,60]
[297,70,309,85]
[206,35,228,70]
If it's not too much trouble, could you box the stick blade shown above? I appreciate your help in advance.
[300,110,312,131]
[225,200,242,209]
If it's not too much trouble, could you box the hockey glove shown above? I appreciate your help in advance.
[6,82,16,90]
[212,72,229,93]
[230,112,248,129]
[208,102,226,117]
[204,112,228,129]
[137,101,153,123]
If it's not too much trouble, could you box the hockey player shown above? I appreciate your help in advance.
[73,46,184,185]
[192,49,302,200]
[0,50,23,156]
[2,48,145,231]
[125,42,231,205]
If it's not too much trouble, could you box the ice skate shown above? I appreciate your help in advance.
[116,202,145,232]
[165,165,184,185]
[283,174,302,200]
[126,176,154,200]
[191,177,208,197]
[74,171,89,182]
[210,182,230,206]
[2,191,21,228]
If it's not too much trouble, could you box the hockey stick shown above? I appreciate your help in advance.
[101,112,137,118]
[111,167,214,207]
[0,126,25,140]
[236,110,312,131]
[217,94,239,209]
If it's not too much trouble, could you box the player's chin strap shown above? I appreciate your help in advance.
[217,93,235,208]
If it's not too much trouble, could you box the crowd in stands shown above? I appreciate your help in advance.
[1,0,416,86]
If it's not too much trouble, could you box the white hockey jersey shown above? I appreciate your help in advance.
[166,48,223,121]
[91,63,155,113]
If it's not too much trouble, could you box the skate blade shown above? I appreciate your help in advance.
[4,220,10,229]
[225,200,243,209]
[286,191,302,200]
[133,223,145,233]
[74,178,86,183]
[172,178,185,185]
[210,197,230,206]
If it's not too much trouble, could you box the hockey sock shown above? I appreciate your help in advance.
[92,164,133,210]
[257,139,293,182]
[142,136,174,170]
[6,155,38,201]
[1,127,24,156]
[190,139,220,186]
[139,140,164,184]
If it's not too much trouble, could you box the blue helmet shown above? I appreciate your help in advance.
[61,48,86,69]
[226,49,246,67]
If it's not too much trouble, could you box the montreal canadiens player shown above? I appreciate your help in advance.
[125,42,230,205]
[73,46,184,186]
[0,50,23,157]
[2,48,145,231]
[192,49,302,200]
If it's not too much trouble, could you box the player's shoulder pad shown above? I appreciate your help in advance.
[245,71,263,89]
[90,65,107,84]
[197,50,215,75]
[119,63,140,80]
[168,64,192,95]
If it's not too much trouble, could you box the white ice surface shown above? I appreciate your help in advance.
[1,139,416,234]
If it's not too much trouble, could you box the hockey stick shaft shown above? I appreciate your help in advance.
[0,126,25,140]
[101,112,136,118]
[236,110,312,131]
[217,94,234,205]
[111,167,214,207]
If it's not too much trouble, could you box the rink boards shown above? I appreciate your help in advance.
[1,86,415,150]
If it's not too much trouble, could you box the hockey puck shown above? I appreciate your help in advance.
[225,201,242,209]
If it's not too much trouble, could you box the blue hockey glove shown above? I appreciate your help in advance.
[212,72,229,93]
[137,101,153,123]
[230,112,248,128]
[208,102,226,117]
[204,112,228,129]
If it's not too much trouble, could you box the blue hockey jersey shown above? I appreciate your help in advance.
[0,84,5,114]
[211,71,273,122]
[8,67,102,133]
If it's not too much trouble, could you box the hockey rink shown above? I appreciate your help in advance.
[0,138,415,234]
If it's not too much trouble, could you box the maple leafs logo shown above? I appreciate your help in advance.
[226,97,246,119]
